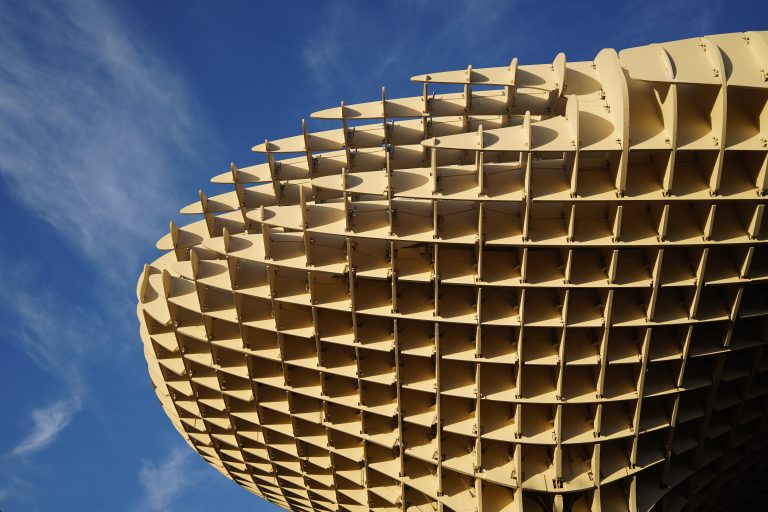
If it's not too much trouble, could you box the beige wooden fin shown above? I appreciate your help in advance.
[746,31,768,83]
[410,61,519,85]
[619,43,675,82]
[552,52,567,104]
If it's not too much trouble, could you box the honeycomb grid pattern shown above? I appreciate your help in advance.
[137,32,768,512]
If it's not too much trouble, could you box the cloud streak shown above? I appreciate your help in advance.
[0,280,109,387]
[612,0,724,45]
[139,447,197,512]
[0,0,217,483]
[0,0,217,283]
[10,395,82,457]
[300,0,519,100]
[0,0,218,403]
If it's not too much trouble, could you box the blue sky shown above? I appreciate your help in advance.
[0,0,762,510]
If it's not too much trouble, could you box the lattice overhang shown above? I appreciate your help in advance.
[137,32,768,512]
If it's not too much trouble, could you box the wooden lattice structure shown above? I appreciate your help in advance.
[137,32,768,512]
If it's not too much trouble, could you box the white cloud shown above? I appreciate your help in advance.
[301,5,345,94]
[0,251,116,391]
[139,447,197,512]
[10,395,82,457]
[0,0,217,416]
[0,0,215,489]
[0,484,8,502]
[0,0,217,283]
[612,0,723,45]
[300,0,518,100]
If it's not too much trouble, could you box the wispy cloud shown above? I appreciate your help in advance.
[139,447,198,512]
[302,18,342,92]
[300,0,518,100]
[0,0,217,489]
[0,253,119,399]
[10,395,82,457]
[0,0,217,387]
[0,0,217,283]
[611,0,725,46]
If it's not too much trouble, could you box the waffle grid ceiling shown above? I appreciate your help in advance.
[137,31,768,512]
